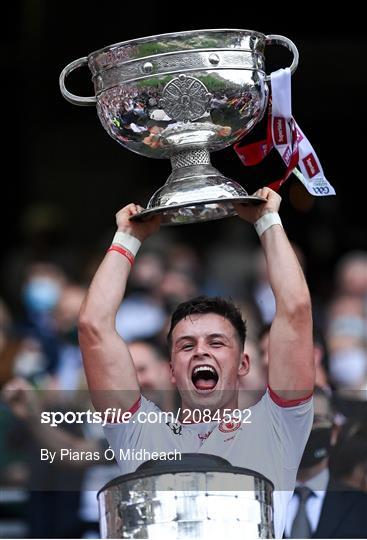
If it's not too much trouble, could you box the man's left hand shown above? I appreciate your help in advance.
[234,187,282,224]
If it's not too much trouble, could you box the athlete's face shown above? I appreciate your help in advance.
[170,313,249,411]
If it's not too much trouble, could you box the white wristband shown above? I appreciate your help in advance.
[112,231,141,256]
[254,212,282,237]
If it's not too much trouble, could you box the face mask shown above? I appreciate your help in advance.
[329,347,367,387]
[299,427,333,468]
[23,278,61,313]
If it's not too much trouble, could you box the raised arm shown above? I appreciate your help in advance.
[235,188,314,400]
[78,204,160,412]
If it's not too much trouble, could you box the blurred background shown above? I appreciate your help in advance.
[1,1,366,538]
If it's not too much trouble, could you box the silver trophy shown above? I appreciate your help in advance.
[60,29,298,225]
[97,455,275,538]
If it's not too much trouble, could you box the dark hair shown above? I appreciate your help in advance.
[167,295,246,350]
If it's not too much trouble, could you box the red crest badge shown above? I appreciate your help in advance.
[218,419,241,433]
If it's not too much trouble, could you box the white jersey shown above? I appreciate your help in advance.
[104,389,313,538]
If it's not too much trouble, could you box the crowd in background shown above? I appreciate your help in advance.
[0,229,366,538]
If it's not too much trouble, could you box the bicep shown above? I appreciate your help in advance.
[268,311,314,399]
[80,329,140,412]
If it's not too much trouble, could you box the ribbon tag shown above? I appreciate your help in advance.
[234,69,335,196]
[293,122,336,196]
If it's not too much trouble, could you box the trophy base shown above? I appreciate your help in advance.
[130,149,265,225]
[130,195,265,225]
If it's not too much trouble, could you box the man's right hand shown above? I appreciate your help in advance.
[116,203,161,242]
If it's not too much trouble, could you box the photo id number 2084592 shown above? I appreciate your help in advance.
[180,408,251,424]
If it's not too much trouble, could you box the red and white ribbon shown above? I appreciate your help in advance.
[234,68,335,196]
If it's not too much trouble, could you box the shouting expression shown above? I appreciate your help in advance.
[170,313,249,413]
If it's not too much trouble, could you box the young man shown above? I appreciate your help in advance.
[78,187,315,537]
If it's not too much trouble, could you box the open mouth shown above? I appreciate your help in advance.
[191,365,219,392]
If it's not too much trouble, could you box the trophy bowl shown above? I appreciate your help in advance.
[60,29,298,225]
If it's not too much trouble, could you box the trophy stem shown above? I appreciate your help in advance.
[168,149,222,184]
[171,149,211,170]
[129,148,264,225]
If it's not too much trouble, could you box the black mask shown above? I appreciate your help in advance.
[299,427,333,469]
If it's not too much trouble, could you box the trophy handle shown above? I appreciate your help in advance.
[264,35,299,81]
[59,57,96,106]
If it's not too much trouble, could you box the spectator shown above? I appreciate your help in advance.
[19,262,68,376]
[285,386,367,538]
[329,420,367,492]
[326,295,367,392]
